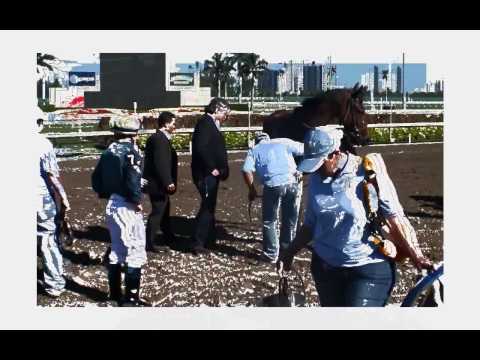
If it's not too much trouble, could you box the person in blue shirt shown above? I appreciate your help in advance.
[242,132,304,263]
[277,127,433,307]
[91,115,147,307]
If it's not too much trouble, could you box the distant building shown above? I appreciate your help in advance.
[277,70,287,95]
[303,63,322,95]
[284,62,303,95]
[258,69,280,96]
[390,72,397,92]
[360,71,375,91]
[373,66,379,94]
[434,80,444,93]
[396,66,402,94]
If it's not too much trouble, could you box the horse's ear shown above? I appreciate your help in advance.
[351,83,362,99]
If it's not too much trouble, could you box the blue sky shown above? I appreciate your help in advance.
[335,63,426,92]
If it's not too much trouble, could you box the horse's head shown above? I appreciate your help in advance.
[342,83,370,147]
[295,84,370,147]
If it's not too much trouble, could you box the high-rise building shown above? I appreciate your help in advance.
[434,80,444,93]
[360,71,375,91]
[258,69,280,96]
[277,70,287,95]
[303,63,322,95]
[396,66,402,94]
[373,66,379,94]
[284,62,304,95]
[389,72,397,92]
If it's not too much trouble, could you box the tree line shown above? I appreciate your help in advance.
[201,53,268,104]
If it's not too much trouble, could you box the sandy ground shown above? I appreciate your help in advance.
[37,143,443,307]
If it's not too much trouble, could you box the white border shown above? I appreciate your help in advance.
[1,30,479,329]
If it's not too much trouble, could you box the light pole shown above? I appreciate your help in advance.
[402,52,406,110]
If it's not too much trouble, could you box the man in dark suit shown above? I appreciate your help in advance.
[143,111,178,253]
[190,98,231,254]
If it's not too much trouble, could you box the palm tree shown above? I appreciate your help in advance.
[37,53,58,102]
[220,56,235,98]
[37,53,56,71]
[239,53,268,146]
[229,53,249,103]
[240,53,268,107]
[203,53,224,97]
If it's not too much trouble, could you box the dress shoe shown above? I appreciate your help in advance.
[146,244,170,253]
[191,246,210,256]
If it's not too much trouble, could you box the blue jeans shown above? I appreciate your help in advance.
[262,182,302,259]
[310,252,396,307]
[37,194,65,294]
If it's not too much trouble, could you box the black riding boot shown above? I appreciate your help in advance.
[123,267,148,307]
[107,263,123,305]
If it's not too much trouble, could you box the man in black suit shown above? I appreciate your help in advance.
[191,98,231,254]
[143,111,178,253]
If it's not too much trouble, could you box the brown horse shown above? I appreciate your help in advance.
[262,83,369,154]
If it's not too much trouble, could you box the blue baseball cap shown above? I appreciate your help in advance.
[298,127,343,173]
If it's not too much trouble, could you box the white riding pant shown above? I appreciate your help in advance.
[106,194,147,268]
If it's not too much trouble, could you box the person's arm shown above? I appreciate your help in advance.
[41,144,70,213]
[271,138,304,156]
[242,171,257,201]
[242,150,257,200]
[45,174,70,212]
[287,139,304,157]
[370,153,433,270]
[152,135,174,191]
[385,215,433,270]
[124,148,143,210]
[277,225,313,273]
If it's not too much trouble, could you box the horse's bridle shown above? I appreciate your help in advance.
[341,97,365,143]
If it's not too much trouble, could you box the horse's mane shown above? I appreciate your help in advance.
[293,89,347,116]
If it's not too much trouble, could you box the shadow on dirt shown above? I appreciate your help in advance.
[411,195,443,210]
[73,225,110,244]
[37,268,109,303]
[64,278,108,302]
[407,195,443,219]
[60,248,105,266]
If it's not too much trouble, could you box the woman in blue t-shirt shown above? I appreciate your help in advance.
[277,127,433,307]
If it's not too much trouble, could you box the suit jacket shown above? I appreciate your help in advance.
[143,130,178,197]
[191,114,229,182]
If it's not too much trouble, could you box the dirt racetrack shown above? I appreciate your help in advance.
[37,143,443,307]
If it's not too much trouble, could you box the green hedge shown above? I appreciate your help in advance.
[137,134,191,151]
[137,132,251,151]
[136,126,443,152]
[368,126,443,143]
[229,103,249,111]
